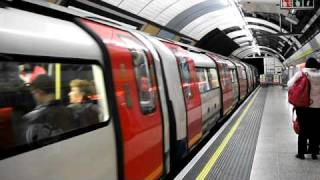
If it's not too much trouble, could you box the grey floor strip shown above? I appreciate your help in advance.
[182,88,267,180]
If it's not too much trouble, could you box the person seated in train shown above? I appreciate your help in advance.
[23,74,73,144]
[68,79,100,128]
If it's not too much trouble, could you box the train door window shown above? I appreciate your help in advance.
[241,67,247,80]
[177,57,193,99]
[236,67,242,79]
[131,49,156,114]
[196,67,210,93]
[208,68,220,89]
[230,69,237,83]
[221,64,227,86]
[118,34,156,114]
[0,58,109,154]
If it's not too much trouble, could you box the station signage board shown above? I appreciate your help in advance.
[280,0,314,9]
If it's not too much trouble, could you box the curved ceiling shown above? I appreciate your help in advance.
[232,45,286,61]
[75,0,320,61]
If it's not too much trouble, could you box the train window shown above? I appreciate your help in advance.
[236,67,242,79]
[222,64,229,86]
[131,49,156,114]
[0,59,108,152]
[230,69,237,83]
[208,68,220,89]
[196,68,210,93]
[118,34,156,114]
[177,58,193,99]
[241,67,247,80]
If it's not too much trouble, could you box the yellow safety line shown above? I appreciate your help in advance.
[196,89,260,180]
[55,63,61,100]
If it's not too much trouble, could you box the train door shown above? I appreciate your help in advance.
[163,42,202,149]
[239,64,248,100]
[195,66,221,132]
[163,42,202,150]
[243,63,253,93]
[214,59,233,115]
[81,20,164,180]
[228,63,239,106]
[177,56,202,148]
[251,66,257,88]
[248,66,254,92]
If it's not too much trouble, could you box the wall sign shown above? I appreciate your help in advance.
[280,0,314,9]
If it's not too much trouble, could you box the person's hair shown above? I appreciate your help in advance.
[31,74,55,94]
[305,57,320,69]
[70,79,92,98]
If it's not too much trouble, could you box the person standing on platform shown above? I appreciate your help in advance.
[288,57,320,160]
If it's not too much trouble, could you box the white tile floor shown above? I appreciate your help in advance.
[250,86,320,180]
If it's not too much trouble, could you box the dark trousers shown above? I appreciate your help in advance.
[296,107,320,155]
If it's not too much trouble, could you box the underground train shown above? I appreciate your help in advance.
[0,4,258,180]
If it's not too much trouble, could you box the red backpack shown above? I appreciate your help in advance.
[288,72,311,107]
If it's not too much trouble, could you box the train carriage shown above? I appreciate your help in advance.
[229,59,248,101]
[241,62,254,93]
[189,52,222,134]
[161,42,203,151]
[0,7,119,180]
[80,19,166,180]
[225,58,240,107]
[206,53,236,116]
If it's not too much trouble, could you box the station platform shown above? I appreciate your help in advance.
[175,86,320,180]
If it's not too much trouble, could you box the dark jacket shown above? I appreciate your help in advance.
[68,101,100,128]
[23,100,73,144]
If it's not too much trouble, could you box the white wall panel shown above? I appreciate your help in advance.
[180,8,245,40]
[240,42,250,47]
[234,36,253,44]
[180,9,225,39]
[119,0,152,14]
[101,0,122,6]
[227,30,251,39]
[138,0,179,21]
[218,23,242,31]
[154,0,206,25]
[232,46,285,61]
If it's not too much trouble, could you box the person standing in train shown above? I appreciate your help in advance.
[23,75,73,144]
[288,57,320,160]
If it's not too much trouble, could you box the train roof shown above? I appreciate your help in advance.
[188,52,216,68]
[0,7,101,61]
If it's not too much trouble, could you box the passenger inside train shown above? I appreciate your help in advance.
[0,60,108,149]
[68,79,100,128]
[23,74,73,144]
